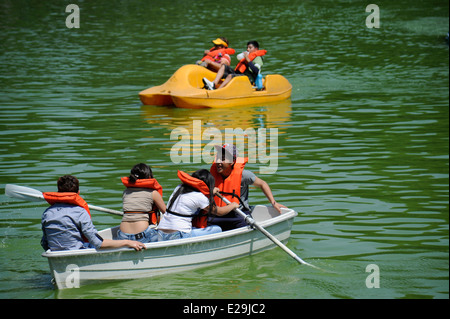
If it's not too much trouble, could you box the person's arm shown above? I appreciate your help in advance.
[101,239,146,251]
[220,54,231,66]
[252,177,286,213]
[41,231,49,251]
[214,202,239,216]
[211,187,239,216]
[152,190,166,213]
[78,209,145,251]
[247,61,260,75]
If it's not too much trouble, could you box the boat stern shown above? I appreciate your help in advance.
[139,65,215,106]
[139,86,174,106]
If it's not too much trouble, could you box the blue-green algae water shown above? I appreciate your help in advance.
[0,0,448,299]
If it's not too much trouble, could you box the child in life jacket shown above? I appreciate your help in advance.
[117,163,166,243]
[196,37,235,72]
[203,40,265,90]
[157,169,238,241]
[41,175,145,251]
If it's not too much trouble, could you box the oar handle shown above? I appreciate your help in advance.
[88,204,123,216]
[215,193,254,225]
[214,192,319,269]
[5,184,123,216]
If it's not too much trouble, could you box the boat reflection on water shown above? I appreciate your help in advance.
[140,100,292,166]
[141,98,292,130]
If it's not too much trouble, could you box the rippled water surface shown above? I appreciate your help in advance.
[0,0,448,299]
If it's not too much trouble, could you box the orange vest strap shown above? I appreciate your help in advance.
[43,192,91,217]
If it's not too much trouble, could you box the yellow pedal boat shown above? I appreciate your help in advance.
[139,64,292,109]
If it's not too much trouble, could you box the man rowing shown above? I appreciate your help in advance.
[209,143,286,231]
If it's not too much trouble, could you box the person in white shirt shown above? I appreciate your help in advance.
[157,169,238,241]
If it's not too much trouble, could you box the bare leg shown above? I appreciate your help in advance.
[213,65,226,87]
[217,74,233,89]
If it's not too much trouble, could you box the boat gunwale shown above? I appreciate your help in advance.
[42,207,297,258]
[171,87,292,102]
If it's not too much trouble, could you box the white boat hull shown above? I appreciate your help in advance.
[42,206,297,289]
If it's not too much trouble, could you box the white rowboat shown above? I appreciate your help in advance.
[42,205,297,289]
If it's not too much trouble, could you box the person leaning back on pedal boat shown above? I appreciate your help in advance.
[157,169,239,241]
[117,163,166,243]
[202,40,265,90]
[41,175,145,251]
[196,37,234,72]
[208,144,287,231]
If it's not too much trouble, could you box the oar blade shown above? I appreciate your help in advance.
[215,192,321,269]
[5,184,45,202]
[4,184,124,216]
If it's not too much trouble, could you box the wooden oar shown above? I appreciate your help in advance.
[215,193,320,269]
[5,184,123,216]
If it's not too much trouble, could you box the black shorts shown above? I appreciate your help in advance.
[222,65,255,85]
[222,65,253,83]
[208,209,252,231]
[222,65,239,78]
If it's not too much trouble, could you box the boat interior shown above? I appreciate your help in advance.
[98,205,283,240]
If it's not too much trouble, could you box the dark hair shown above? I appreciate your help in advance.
[247,40,259,49]
[219,37,229,46]
[129,163,153,183]
[192,169,215,211]
[168,169,216,215]
[57,175,79,193]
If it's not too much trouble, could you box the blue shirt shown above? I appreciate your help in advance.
[41,203,103,251]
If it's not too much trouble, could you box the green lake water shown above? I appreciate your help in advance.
[0,0,448,299]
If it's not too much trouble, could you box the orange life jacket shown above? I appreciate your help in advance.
[121,177,163,225]
[201,47,235,63]
[177,170,211,228]
[43,192,91,217]
[43,192,92,243]
[121,177,163,196]
[234,50,267,73]
[210,158,248,207]
[177,170,210,196]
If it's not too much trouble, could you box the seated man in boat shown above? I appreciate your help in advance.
[41,175,146,251]
[196,37,234,72]
[157,169,239,241]
[202,40,265,90]
[209,144,286,231]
